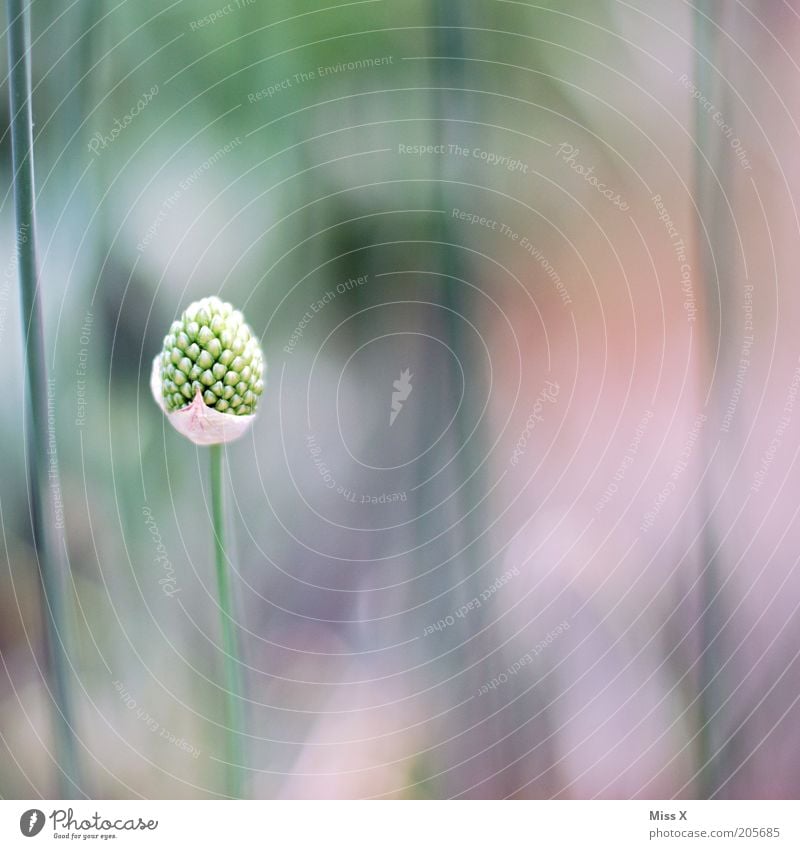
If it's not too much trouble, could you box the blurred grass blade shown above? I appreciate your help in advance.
[693,0,725,798]
[6,0,82,797]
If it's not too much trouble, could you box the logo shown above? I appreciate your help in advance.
[389,368,413,426]
[20,809,45,837]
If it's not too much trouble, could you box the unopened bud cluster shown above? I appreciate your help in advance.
[159,296,264,416]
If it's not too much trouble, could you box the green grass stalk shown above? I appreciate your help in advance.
[693,0,726,798]
[6,0,82,798]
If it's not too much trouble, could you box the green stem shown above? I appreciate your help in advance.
[693,0,724,799]
[6,0,81,797]
[209,444,245,798]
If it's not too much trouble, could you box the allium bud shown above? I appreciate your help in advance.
[151,296,265,445]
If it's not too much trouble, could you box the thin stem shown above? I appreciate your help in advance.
[209,444,245,798]
[429,1,506,791]
[693,0,725,799]
[6,0,81,797]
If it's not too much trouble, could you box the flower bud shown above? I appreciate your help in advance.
[151,296,265,445]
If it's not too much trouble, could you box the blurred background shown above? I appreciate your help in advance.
[1,0,799,799]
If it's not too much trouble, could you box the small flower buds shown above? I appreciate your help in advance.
[151,296,265,445]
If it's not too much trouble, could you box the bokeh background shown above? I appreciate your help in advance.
[1,0,799,799]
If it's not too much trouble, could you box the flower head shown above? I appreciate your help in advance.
[151,296,265,445]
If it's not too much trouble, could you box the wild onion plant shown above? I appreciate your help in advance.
[151,296,264,798]
[6,0,82,797]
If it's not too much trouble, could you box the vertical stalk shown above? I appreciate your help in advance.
[430,3,488,595]
[209,444,245,798]
[693,0,725,798]
[6,0,81,797]
[429,1,508,794]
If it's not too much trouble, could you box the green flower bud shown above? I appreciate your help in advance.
[151,296,266,446]
[158,296,264,416]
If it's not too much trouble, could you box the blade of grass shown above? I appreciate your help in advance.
[428,0,511,793]
[6,0,82,797]
[693,0,726,798]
